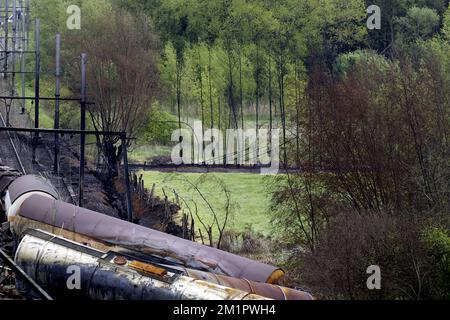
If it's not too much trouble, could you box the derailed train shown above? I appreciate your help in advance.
[0,166,313,300]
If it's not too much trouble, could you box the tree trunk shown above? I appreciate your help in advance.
[239,49,244,131]
[208,47,214,131]
[227,47,238,130]
[268,57,273,149]
[103,140,121,178]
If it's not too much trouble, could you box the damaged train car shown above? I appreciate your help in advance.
[0,168,313,300]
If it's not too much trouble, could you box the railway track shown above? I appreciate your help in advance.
[0,87,76,204]
[0,108,25,175]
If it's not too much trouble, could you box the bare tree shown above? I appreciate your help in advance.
[166,173,235,248]
[272,55,450,254]
[64,9,160,177]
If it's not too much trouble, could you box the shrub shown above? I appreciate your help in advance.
[293,211,440,300]
[423,227,450,299]
[141,103,178,145]
[219,226,268,255]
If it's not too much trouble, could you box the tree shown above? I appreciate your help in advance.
[156,0,200,132]
[365,0,447,54]
[395,6,440,42]
[63,8,160,177]
[168,173,236,249]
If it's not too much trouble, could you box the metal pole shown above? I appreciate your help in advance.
[32,18,39,163]
[79,53,87,207]
[25,0,28,50]
[11,0,15,96]
[54,34,60,174]
[0,0,3,63]
[3,0,8,78]
[34,18,39,129]
[20,0,25,113]
[19,0,23,49]
[121,133,133,222]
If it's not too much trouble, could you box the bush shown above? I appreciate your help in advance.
[219,226,268,255]
[293,211,442,300]
[141,104,178,145]
[423,227,450,299]
[335,49,390,75]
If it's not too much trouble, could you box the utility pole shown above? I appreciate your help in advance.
[0,0,4,76]
[32,18,40,163]
[11,0,16,96]
[20,0,25,113]
[3,0,8,78]
[34,18,39,129]
[54,34,60,174]
[25,0,28,50]
[79,53,87,207]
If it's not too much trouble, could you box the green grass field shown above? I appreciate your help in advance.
[129,145,172,162]
[139,171,276,237]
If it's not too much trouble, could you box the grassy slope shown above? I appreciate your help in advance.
[19,79,54,128]
[139,171,276,236]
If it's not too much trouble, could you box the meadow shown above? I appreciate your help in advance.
[139,170,277,237]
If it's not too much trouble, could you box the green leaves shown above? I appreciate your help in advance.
[395,6,440,41]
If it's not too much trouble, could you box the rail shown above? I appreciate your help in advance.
[0,110,25,174]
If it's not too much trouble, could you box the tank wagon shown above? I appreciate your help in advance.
[0,168,313,300]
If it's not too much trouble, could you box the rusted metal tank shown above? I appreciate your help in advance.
[10,213,312,300]
[10,216,313,300]
[2,173,313,300]
[181,268,313,300]
[10,194,284,283]
[15,229,269,300]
